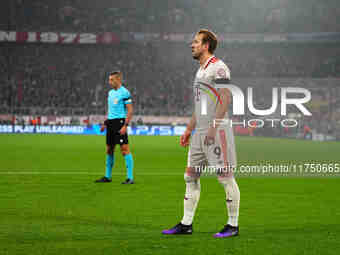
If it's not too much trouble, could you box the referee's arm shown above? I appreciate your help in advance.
[125,104,133,126]
[119,103,133,135]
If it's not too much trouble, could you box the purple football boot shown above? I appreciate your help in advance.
[213,224,239,238]
[162,223,193,235]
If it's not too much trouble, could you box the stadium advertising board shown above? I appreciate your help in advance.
[0,31,120,44]
[1,31,340,44]
[0,125,187,136]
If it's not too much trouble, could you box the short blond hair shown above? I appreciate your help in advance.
[197,29,218,54]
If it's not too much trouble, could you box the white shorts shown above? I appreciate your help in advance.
[186,127,237,177]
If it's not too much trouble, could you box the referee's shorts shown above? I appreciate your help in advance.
[106,118,128,146]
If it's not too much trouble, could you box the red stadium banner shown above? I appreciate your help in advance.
[1,30,340,44]
[0,31,120,44]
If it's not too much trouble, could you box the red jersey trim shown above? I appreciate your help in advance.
[204,56,218,70]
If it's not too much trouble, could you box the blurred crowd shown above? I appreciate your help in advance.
[1,0,340,33]
[0,43,193,116]
[1,42,340,117]
[1,0,340,138]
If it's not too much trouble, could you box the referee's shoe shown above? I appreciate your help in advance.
[95,176,112,183]
[121,178,134,184]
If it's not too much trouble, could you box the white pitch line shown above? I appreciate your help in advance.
[0,171,182,176]
[0,171,339,178]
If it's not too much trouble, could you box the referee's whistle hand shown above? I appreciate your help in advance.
[100,125,106,132]
[119,126,127,135]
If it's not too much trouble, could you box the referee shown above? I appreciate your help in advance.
[95,71,134,184]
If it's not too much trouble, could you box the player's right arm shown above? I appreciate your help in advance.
[180,112,196,147]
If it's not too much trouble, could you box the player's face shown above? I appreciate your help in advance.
[191,33,208,60]
[109,74,121,89]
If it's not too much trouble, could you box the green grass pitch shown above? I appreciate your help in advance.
[0,134,340,255]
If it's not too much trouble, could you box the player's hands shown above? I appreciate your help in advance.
[180,129,192,147]
[119,125,127,135]
[100,124,106,132]
[204,127,217,146]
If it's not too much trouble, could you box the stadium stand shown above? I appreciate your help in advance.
[1,42,340,117]
[1,0,340,137]
[5,0,340,33]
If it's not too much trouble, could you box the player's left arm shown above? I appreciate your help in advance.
[204,88,230,145]
[213,88,230,128]
[204,63,231,145]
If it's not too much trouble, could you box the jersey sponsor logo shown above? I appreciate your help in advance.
[195,82,222,104]
[195,81,223,115]
[113,98,118,104]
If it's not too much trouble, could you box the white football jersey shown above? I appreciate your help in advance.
[193,55,231,132]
